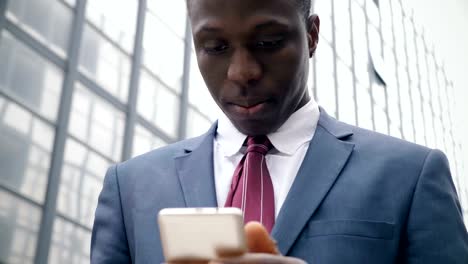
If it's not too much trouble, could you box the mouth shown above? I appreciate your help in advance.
[227,99,272,116]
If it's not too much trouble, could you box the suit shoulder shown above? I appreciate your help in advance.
[343,123,432,161]
[118,134,207,172]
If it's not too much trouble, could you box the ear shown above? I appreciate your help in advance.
[307,14,320,58]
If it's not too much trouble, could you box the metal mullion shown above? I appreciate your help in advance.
[0,0,7,35]
[311,1,318,101]
[4,20,67,69]
[376,0,390,135]
[122,0,147,161]
[348,0,358,126]
[137,115,175,143]
[77,72,127,112]
[0,184,43,209]
[0,89,56,128]
[34,0,87,263]
[178,17,192,140]
[412,28,427,146]
[363,0,376,131]
[330,0,339,119]
[388,0,404,138]
[434,62,446,147]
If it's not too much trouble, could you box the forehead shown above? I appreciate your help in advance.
[187,0,302,28]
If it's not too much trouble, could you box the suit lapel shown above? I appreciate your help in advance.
[271,110,355,255]
[175,124,218,207]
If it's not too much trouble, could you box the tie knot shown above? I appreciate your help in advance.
[246,136,272,155]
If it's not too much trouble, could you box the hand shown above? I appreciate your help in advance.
[169,222,306,264]
[214,222,305,264]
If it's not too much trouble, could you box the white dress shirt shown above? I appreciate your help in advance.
[213,98,320,217]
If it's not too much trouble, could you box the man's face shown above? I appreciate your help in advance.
[188,0,319,135]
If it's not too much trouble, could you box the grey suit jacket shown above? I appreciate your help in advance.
[91,110,468,263]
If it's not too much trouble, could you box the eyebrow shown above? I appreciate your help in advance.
[195,19,290,35]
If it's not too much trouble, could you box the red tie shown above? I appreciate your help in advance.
[224,136,275,233]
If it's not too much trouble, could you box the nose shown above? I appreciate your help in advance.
[227,48,262,86]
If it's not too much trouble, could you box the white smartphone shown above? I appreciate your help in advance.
[158,207,247,262]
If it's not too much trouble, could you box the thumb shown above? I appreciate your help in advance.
[244,221,279,254]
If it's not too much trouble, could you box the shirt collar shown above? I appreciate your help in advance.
[216,98,320,156]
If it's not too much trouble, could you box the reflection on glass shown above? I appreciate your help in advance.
[132,125,167,157]
[68,83,125,161]
[186,107,213,138]
[188,53,220,121]
[85,0,137,53]
[142,10,185,93]
[366,0,380,27]
[0,97,54,203]
[57,139,109,228]
[0,191,41,264]
[48,218,91,264]
[138,70,180,137]
[79,24,131,102]
[6,0,73,58]
[0,31,63,122]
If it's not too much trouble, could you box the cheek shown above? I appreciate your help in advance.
[265,45,307,92]
[197,55,228,96]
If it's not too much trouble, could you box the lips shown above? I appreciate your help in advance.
[226,99,272,116]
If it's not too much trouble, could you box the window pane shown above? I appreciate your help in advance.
[86,0,137,53]
[138,70,180,137]
[79,24,131,102]
[147,0,187,38]
[374,104,389,135]
[57,138,110,228]
[0,31,63,122]
[337,60,356,125]
[69,83,125,161]
[334,0,352,66]
[0,191,41,264]
[316,43,336,117]
[132,125,167,157]
[186,107,213,138]
[142,11,185,92]
[0,97,54,203]
[49,218,90,264]
[351,1,369,86]
[315,0,333,43]
[356,82,373,130]
[6,0,73,58]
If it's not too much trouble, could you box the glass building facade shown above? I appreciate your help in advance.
[0,0,466,263]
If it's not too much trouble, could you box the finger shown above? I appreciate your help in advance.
[244,222,279,254]
[215,253,306,264]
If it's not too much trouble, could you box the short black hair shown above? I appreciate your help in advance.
[297,0,312,20]
[187,0,313,20]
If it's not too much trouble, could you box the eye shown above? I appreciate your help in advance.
[202,40,229,55]
[255,37,285,50]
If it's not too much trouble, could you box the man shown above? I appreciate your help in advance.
[91,0,468,263]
